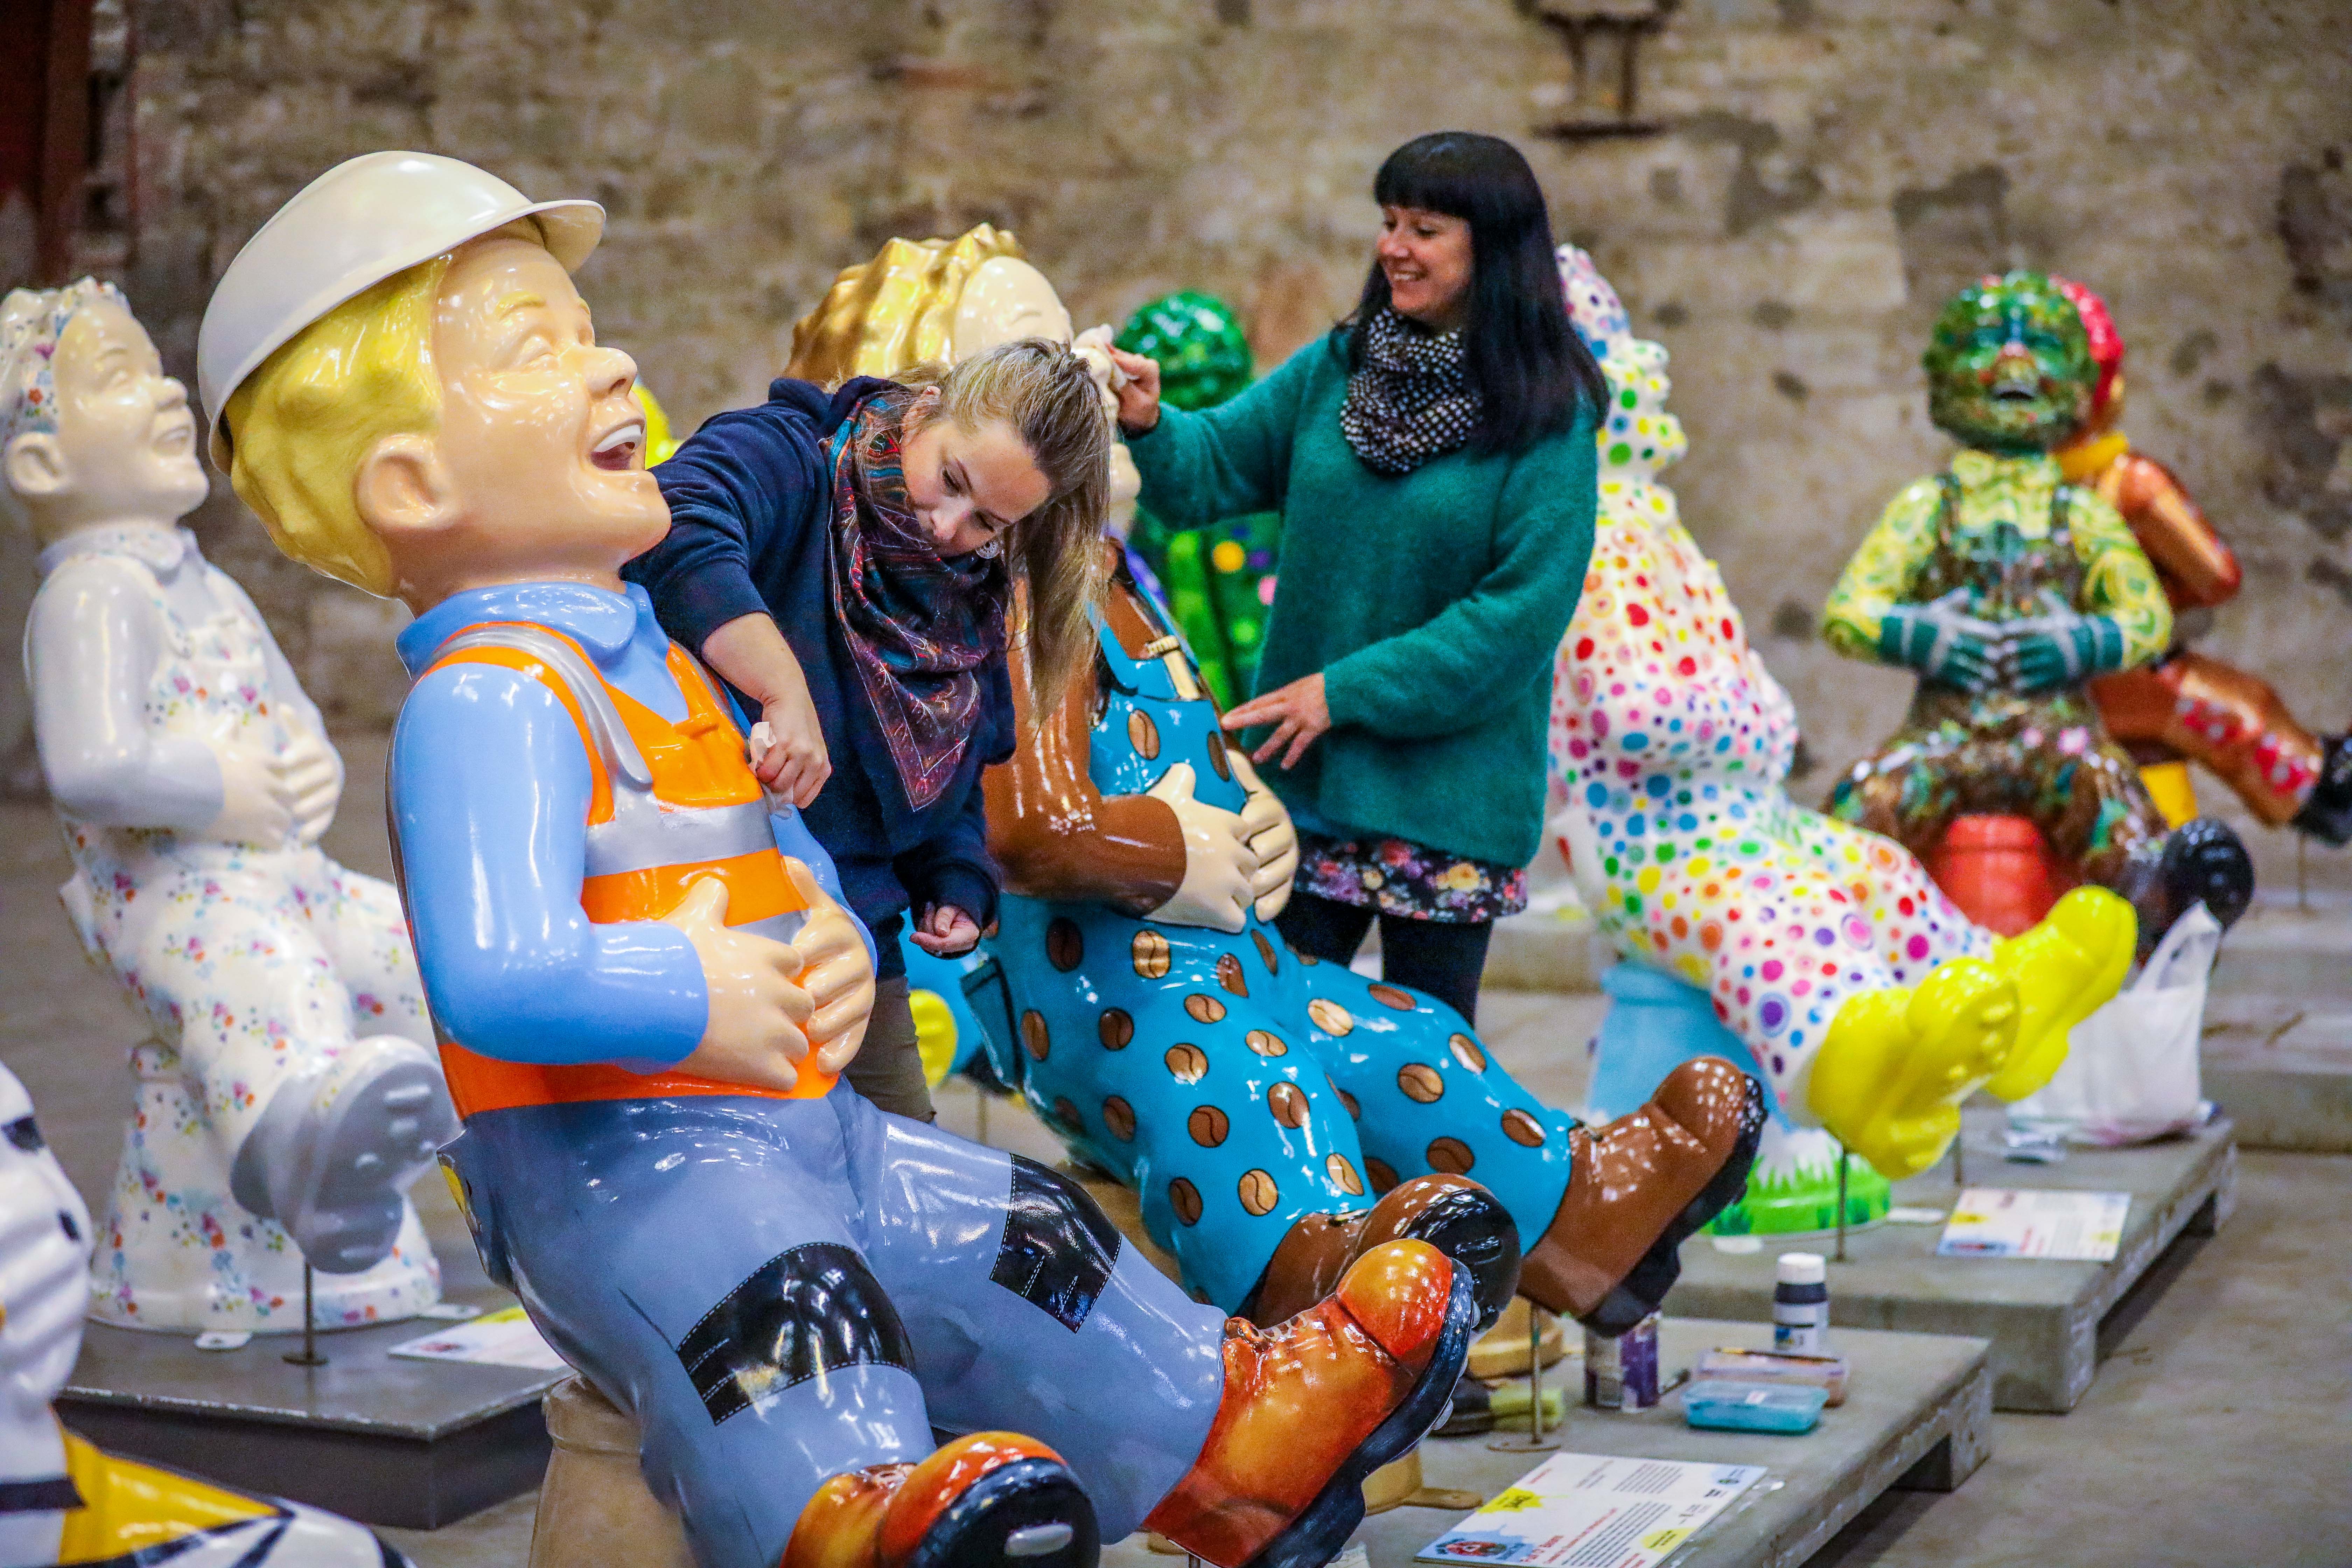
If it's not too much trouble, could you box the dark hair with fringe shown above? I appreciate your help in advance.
[1337,131,1606,455]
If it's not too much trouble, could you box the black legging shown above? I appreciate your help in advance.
[1275,891,1495,1026]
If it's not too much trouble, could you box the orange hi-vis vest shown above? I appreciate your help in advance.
[416,622,829,1118]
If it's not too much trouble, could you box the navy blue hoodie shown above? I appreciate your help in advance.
[625,377,1011,980]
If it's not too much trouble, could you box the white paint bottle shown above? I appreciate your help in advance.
[1773,1251,1830,1355]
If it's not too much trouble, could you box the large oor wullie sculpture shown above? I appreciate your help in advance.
[809,228,1770,1338]
[1821,270,2256,949]
[202,155,1518,1568]
[1546,250,2137,1181]
[4,279,452,1333]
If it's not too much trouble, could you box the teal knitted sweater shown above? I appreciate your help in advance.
[1127,336,1598,868]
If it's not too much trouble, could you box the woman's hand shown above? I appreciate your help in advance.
[748,693,833,809]
[910,903,982,957]
[1223,672,1331,771]
[703,613,833,808]
[1105,347,1163,435]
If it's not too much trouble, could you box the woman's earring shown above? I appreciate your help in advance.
[976,538,1002,559]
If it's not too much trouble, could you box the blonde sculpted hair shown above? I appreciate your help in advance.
[788,225,1025,387]
[222,253,451,597]
[793,225,1109,714]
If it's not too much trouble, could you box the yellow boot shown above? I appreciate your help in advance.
[1807,961,2020,1179]
[1982,886,2137,1102]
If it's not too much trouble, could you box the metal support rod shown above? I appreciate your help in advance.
[1527,1306,1545,1442]
[976,1087,990,1148]
[283,1262,327,1367]
[1952,1129,1966,1192]
[1834,1151,1851,1264]
[2299,835,2310,913]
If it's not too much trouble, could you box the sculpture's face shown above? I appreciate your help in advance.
[0,1065,90,1415]
[6,294,210,539]
[384,236,667,591]
[1924,273,2095,455]
[952,258,1073,360]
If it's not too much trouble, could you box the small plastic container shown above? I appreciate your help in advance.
[1773,1252,1829,1355]
[1694,1347,1849,1407]
[1682,1380,1829,1435]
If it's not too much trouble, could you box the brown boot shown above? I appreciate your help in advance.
[1519,1057,1764,1337]
[1241,1174,1521,1330]
[782,1432,1097,1568]
[1146,1240,1475,1568]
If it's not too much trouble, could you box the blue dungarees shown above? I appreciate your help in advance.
[978,583,1582,1311]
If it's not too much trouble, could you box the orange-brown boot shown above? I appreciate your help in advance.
[1144,1239,1475,1568]
[782,1432,1097,1568]
[1242,1173,1522,1330]
[1520,1057,1765,1336]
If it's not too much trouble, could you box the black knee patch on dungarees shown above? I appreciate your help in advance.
[677,1243,915,1425]
[990,1155,1123,1332]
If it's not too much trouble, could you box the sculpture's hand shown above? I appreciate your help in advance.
[279,727,344,846]
[661,876,814,1091]
[781,859,876,1076]
[1230,749,1299,922]
[206,744,295,848]
[1877,604,1998,692]
[2004,614,2128,693]
[1144,762,1258,932]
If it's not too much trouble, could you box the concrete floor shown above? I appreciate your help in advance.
[5,733,2350,1567]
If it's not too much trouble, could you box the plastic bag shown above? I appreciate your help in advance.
[2010,903,2222,1146]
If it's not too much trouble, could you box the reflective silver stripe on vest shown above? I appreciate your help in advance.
[428,625,786,884]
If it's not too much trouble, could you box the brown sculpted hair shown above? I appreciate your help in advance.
[899,337,1109,715]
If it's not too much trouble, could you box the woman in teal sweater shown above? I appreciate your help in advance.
[1108,132,1603,1021]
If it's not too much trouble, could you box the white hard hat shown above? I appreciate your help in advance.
[199,150,603,469]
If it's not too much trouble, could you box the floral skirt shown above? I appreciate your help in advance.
[1295,830,1529,924]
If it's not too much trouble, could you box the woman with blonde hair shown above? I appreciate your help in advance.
[627,239,1109,1120]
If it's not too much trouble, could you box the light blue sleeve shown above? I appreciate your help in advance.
[390,662,708,1066]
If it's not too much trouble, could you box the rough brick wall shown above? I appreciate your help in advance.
[7,0,2349,870]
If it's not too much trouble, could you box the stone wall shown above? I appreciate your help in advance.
[8,0,2350,856]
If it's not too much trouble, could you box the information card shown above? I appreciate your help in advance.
[388,1305,569,1371]
[1937,1188,2130,1261]
[1417,1451,1766,1566]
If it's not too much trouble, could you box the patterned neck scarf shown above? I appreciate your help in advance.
[1339,307,1484,476]
[825,387,1010,811]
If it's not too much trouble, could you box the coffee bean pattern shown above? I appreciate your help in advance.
[1216,953,1249,997]
[1131,930,1171,979]
[1502,1108,1547,1147]
[1427,1137,1475,1174]
[1021,1010,1050,1061]
[972,581,1582,1314]
[1326,1154,1365,1196]
[1238,1169,1278,1216]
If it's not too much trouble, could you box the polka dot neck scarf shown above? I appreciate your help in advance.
[1339,307,1483,476]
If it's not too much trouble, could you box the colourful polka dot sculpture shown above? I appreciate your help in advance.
[1546,247,2138,1182]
